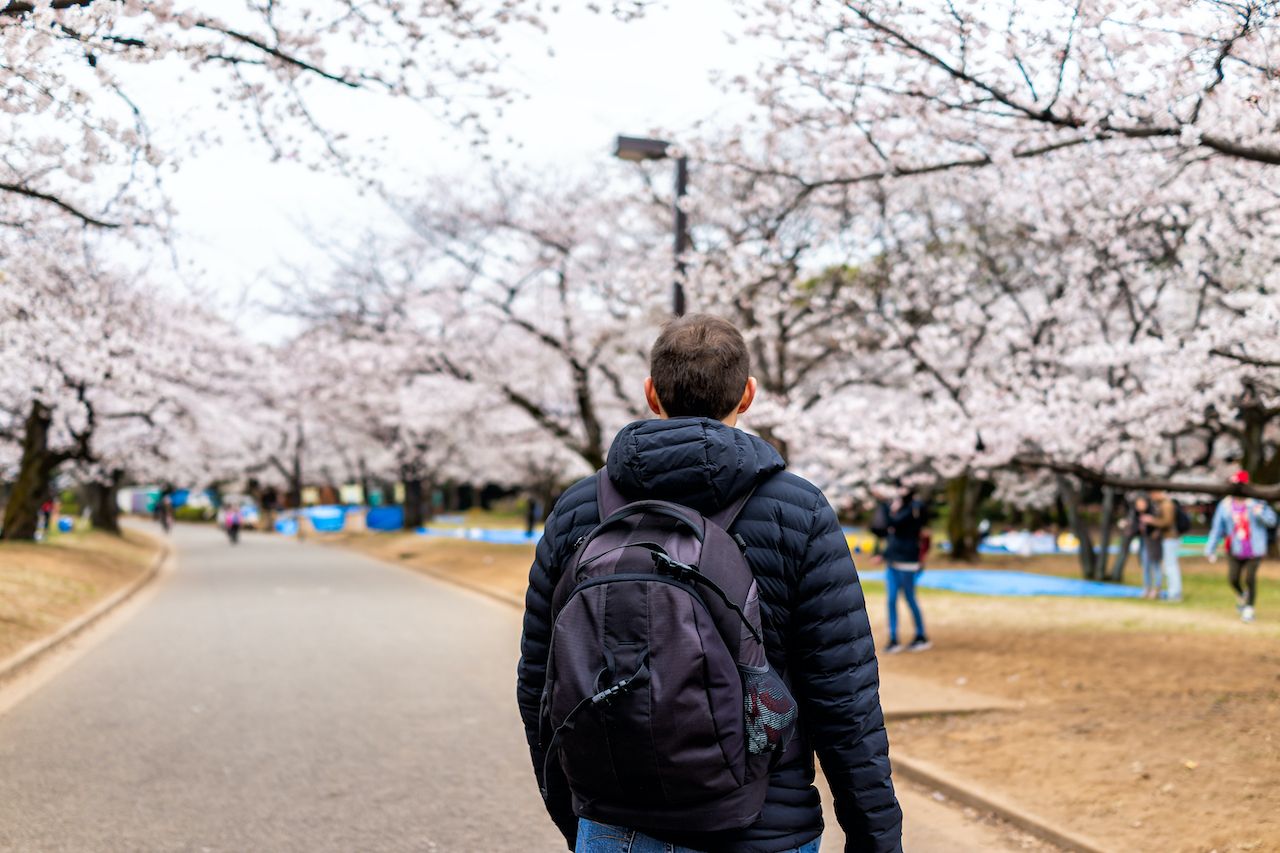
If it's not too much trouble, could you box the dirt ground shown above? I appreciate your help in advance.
[335,531,1278,853]
[871,565,1280,853]
[330,531,533,604]
[0,528,162,662]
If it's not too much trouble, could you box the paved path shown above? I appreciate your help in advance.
[0,524,1045,851]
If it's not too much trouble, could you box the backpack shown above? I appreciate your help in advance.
[539,472,798,833]
[1174,502,1192,535]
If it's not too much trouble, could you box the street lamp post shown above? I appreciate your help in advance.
[614,134,689,317]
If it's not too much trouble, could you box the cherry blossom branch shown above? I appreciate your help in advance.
[1210,348,1280,369]
[1014,455,1280,500]
[840,2,1280,167]
[0,1,94,16]
[0,181,120,228]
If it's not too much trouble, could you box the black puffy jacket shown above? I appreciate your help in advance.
[516,418,903,853]
[880,500,928,565]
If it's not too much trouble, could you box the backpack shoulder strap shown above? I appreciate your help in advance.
[596,468,630,519]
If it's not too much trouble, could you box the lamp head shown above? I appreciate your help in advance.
[614,135,672,162]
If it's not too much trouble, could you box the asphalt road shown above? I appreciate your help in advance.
[0,524,1044,852]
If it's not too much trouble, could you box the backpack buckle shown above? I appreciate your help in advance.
[591,677,632,706]
[652,552,697,583]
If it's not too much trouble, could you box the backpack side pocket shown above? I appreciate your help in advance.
[739,664,797,757]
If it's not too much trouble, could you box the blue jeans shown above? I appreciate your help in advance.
[1163,538,1182,599]
[886,565,925,644]
[576,819,820,853]
[1140,541,1162,593]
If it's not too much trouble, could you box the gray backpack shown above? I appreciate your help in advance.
[539,472,797,832]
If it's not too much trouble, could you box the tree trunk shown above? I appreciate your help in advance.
[945,473,982,562]
[289,421,304,508]
[88,468,124,534]
[2,401,60,541]
[1095,486,1117,580]
[357,456,373,506]
[403,474,425,530]
[1108,528,1135,583]
[1057,474,1099,580]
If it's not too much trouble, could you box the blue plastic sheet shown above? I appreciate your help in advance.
[304,505,347,532]
[275,517,299,536]
[858,568,1143,599]
[366,506,404,531]
[410,527,1140,598]
[416,526,540,545]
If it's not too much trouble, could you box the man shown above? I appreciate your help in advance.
[872,483,930,654]
[1206,471,1277,623]
[517,314,902,853]
[1142,490,1181,602]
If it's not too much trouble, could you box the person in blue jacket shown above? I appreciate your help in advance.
[1205,470,1277,624]
[872,483,931,653]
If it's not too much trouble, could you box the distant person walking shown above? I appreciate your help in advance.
[154,494,173,534]
[1206,471,1277,623]
[524,495,541,537]
[223,503,243,545]
[37,497,54,540]
[873,482,930,653]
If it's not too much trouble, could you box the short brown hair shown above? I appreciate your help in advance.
[649,314,750,419]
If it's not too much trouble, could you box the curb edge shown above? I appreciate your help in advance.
[0,538,170,683]
[893,753,1111,853]
[401,560,525,610]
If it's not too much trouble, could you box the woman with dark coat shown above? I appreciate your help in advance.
[872,483,930,653]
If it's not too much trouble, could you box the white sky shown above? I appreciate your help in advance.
[153,1,756,341]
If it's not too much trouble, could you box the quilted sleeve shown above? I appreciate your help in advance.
[516,503,578,849]
[790,494,903,853]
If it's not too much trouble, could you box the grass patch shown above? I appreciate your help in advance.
[0,529,162,661]
[426,508,528,530]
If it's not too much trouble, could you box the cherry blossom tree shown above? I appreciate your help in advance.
[285,172,669,481]
[0,236,262,538]
[0,0,555,232]
[534,0,1273,569]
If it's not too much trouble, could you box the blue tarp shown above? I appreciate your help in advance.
[417,526,540,545]
[407,526,1140,599]
[858,568,1143,599]
[274,506,349,534]
[366,506,404,531]
[304,505,347,532]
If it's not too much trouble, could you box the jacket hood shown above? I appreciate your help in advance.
[605,417,786,515]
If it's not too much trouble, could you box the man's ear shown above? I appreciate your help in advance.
[737,376,758,415]
[644,377,665,417]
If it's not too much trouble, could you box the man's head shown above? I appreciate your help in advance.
[645,313,756,425]
[1150,489,1167,501]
